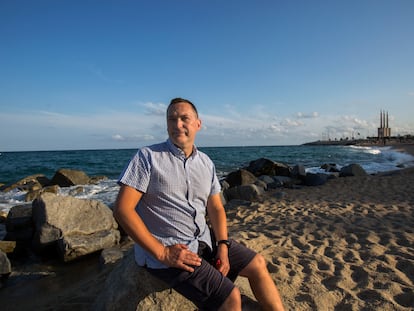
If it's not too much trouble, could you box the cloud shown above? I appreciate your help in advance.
[111,133,156,142]
[296,112,319,118]
[143,102,168,116]
[112,134,125,141]
[1,104,411,151]
[280,118,303,127]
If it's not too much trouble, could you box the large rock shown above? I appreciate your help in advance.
[246,158,291,177]
[225,169,258,188]
[0,241,16,253]
[224,184,265,202]
[5,204,33,232]
[0,249,11,288]
[303,173,329,186]
[32,193,120,261]
[291,164,307,179]
[50,168,91,187]
[93,249,196,311]
[94,250,259,311]
[25,184,60,202]
[5,204,34,249]
[339,164,367,177]
[0,174,50,192]
[272,176,298,188]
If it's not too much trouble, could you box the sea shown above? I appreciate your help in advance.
[1,144,414,215]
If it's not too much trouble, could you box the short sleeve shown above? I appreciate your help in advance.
[118,148,151,193]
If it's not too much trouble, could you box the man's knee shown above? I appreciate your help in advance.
[219,287,241,311]
[242,253,268,277]
[253,253,267,268]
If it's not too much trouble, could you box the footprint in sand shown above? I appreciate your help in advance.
[394,287,414,308]
[343,249,362,264]
[317,259,332,271]
[396,259,414,285]
[350,265,370,288]
[357,289,384,303]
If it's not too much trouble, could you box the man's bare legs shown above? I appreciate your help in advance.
[240,254,285,311]
[218,254,284,311]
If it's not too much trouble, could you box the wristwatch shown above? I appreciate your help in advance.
[216,239,230,248]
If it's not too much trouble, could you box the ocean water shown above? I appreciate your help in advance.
[1,144,414,214]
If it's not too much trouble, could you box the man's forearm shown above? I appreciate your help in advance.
[114,208,166,260]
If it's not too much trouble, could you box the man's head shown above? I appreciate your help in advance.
[167,98,201,156]
[167,98,198,118]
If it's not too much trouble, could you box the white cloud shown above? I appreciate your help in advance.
[1,104,412,151]
[281,118,303,127]
[143,102,168,116]
[112,134,125,141]
[296,112,319,118]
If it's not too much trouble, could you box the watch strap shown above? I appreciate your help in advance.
[216,239,230,247]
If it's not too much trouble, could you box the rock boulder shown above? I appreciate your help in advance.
[0,250,11,288]
[32,193,120,261]
[50,168,91,187]
[246,158,291,177]
[225,169,258,188]
[94,249,260,311]
[93,249,196,311]
[340,164,367,177]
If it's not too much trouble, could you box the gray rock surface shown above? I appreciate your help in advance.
[32,192,120,261]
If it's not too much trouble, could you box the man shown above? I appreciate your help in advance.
[114,98,285,311]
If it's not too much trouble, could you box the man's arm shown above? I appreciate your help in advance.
[113,184,201,272]
[206,193,230,275]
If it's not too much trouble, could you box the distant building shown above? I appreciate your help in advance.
[378,110,391,142]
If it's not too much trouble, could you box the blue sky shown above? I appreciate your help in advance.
[1,0,413,151]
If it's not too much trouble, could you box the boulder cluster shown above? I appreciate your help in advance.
[220,157,367,202]
[0,169,121,286]
[0,159,368,310]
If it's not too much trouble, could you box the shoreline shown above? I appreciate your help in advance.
[389,142,414,157]
[1,144,414,310]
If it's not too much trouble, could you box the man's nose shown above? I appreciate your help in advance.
[174,118,184,128]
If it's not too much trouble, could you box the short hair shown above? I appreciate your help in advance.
[167,97,199,118]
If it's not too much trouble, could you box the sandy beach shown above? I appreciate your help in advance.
[228,168,414,310]
[1,144,414,310]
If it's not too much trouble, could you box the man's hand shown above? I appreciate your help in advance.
[160,244,202,272]
[215,244,230,276]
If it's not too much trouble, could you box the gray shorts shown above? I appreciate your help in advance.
[146,239,256,311]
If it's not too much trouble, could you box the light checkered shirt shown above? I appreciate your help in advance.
[118,139,221,269]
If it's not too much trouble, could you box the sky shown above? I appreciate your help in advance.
[1,0,413,151]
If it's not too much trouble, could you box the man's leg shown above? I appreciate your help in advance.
[218,287,241,311]
[148,259,237,311]
[239,254,285,311]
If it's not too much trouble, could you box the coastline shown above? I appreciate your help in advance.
[390,142,414,157]
[1,144,414,310]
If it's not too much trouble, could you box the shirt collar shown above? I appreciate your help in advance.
[166,139,198,159]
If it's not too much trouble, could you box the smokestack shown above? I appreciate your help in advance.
[386,111,389,128]
[380,110,383,128]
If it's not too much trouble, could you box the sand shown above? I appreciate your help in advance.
[227,168,414,310]
[1,144,414,310]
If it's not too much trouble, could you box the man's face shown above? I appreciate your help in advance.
[167,102,201,151]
